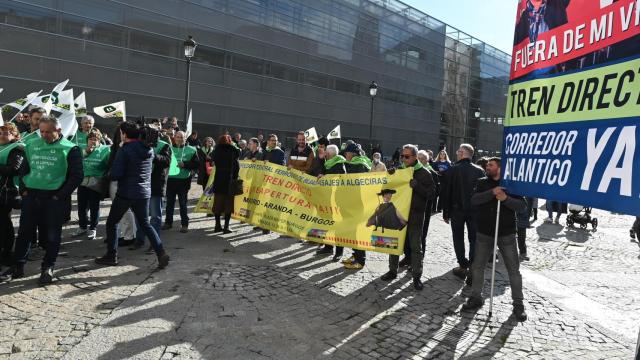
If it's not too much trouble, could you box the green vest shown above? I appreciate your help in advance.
[0,142,24,189]
[83,145,110,177]
[23,137,75,190]
[72,130,89,150]
[21,131,41,145]
[170,145,196,179]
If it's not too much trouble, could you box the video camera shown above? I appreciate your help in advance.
[135,116,160,148]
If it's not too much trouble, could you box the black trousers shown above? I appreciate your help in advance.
[0,206,15,262]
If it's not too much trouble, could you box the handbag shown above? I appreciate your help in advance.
[228,157,243,196]
[0,177,21,210]
[82,176,110,199]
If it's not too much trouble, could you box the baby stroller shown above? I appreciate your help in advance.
[566,204,598,231]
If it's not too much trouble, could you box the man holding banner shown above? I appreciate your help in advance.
[380,144,435,290]
[463,157,528,322]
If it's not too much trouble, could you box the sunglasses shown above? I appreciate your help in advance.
[401,154,413,159]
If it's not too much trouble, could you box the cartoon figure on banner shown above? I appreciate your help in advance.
[367,189,407,250]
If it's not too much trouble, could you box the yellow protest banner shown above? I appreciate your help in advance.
[195,161,413,255]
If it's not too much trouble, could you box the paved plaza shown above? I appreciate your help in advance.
[0,191,639,359]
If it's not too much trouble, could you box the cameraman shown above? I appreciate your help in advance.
[95,121,170,268]
[131,123,172,250]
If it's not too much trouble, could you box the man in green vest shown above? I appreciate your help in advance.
[163,131,199,233]
[70,115,95,150]
[4,115,83,285]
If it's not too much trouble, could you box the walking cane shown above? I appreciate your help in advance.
[488,200,501,318]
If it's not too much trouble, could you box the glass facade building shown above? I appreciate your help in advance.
[0,0,510,154]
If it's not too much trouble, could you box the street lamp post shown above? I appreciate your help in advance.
[368,81,378,152]
[183,35,197,128]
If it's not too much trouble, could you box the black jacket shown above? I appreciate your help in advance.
[322,160,346,175]
[514,0,570,45]
[212,144,240,195]
[263,148,285,166]
[196,147,214,186]
[442,158,485,219]
[408,166,436,225]
[471,177,527,237]
[151,142,172,197]
[345,162,369,174]
[0,146,26,200]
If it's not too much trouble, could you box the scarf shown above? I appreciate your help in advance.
[348,155,372,170]
[526,0,548,43]
[400,161,424,171]
[324,155,346,170]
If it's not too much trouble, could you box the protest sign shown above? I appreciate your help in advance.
[195,161,413,255]
[503,0,640,215]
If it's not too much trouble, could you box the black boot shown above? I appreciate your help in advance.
[0,265,24,283]
[157,250,170,269]
[461,297,484,311]
[413,276,424,291]
[513,304,527,322]
[214,215,222,233]
[38,267,54,286]
[223,214,232,234]
[95,252,118,266]
[380,271,397,281]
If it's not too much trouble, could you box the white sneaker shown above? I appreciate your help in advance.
[544,217,553,222]
[87,229,97,240]
[72,228,87,237]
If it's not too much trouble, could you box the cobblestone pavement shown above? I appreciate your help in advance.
[0,191,638,359]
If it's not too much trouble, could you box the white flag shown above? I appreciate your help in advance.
[185,109,193,138]
[74,92,87,117]
[94,101,126,121]
[52,88,78,138]
[304,127,319,144]
[42,79,69,115]
[327,125,341,140]
[2,91,43,123]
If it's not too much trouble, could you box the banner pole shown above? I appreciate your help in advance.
[488,200,501,318]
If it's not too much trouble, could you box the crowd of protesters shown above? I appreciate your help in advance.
[3,108,630,324]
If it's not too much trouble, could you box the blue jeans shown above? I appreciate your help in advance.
[450,209,477,268]
[135,196,163,244]
[15,193,64,269]
[77,186,101,230]
[165,186,188,226]
[106,196,163,255]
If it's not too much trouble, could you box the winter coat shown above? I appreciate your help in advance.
[471,177,527,237]
[441,158,485,219]
[196,146,215,186]
[110,140,154,200]
[264,147,285,166]
[288,145,315,173]
[151,142,172,197]
[212,144,240,195]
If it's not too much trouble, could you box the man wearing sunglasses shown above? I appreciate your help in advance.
[380,145,435,290]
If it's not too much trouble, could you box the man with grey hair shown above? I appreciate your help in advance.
[1,115,83,285]
[316,144,347,258]
[71,115,96,150]
[441,143,485,283]
[381,144,435,290]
